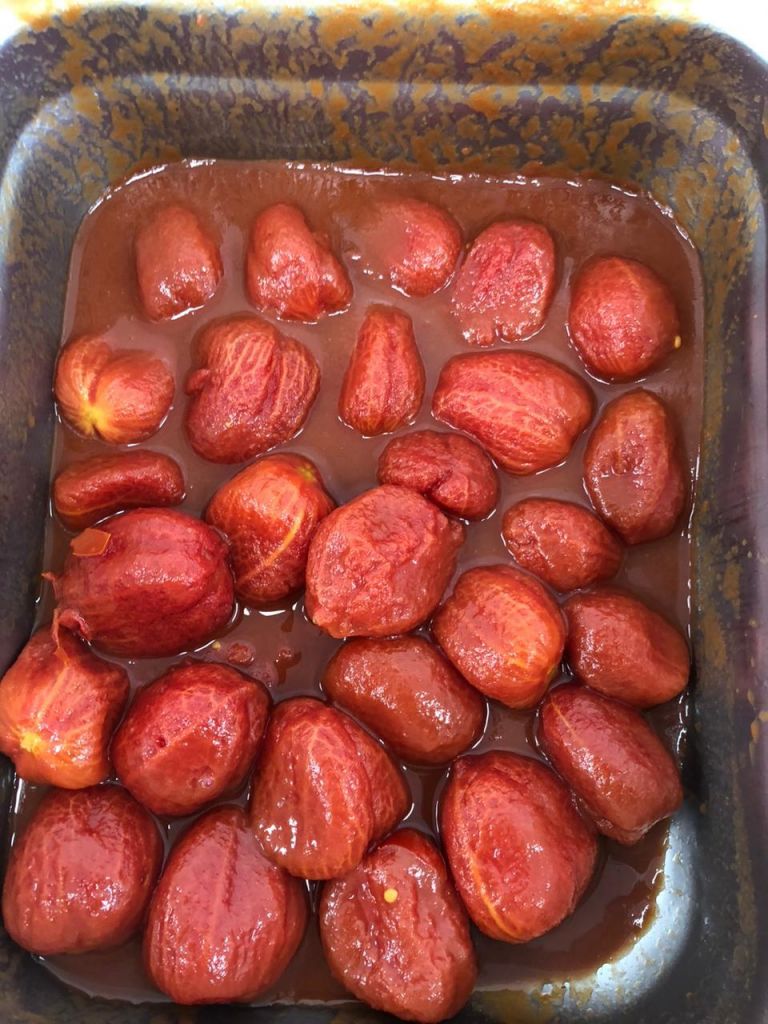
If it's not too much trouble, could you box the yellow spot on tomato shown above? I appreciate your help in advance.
[383,888,398,904]
[19,731,43,755]
[80,400,110,438]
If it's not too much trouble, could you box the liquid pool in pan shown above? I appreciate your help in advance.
[5,160,703,1006]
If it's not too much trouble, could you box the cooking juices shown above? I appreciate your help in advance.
[7,161,702,1004]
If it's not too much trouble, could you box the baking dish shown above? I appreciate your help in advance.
[0,1,765,1021]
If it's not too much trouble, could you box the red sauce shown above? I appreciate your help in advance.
[9,160,702,1004]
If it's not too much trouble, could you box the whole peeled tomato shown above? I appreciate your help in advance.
[112,661,270,816]
[249,698,409,879]
[502,497,622,592]
[378,430,499,520]
[206,454,335,606]
[432,565,565,709]
[322,636,485,764]
[54,334,174,445]
[539,684,683,844]
[338,306,425,436]
[135,204,223,321]
[48,508,234,658]
[565,589,689,708]
[0,627,129,788]
[568,256,680,380]
[2,785,162,955]
[354,197,462,297]
[305,485,464,639]
[451,218,556,346]
[185,315,320,463]
[440,751,597,942]
[53,450,185,531]
[144,806,307,1004]
[246,202,352,321]
[584,389,686,544]
[320,830,477,1023]
[432,351,593,474]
